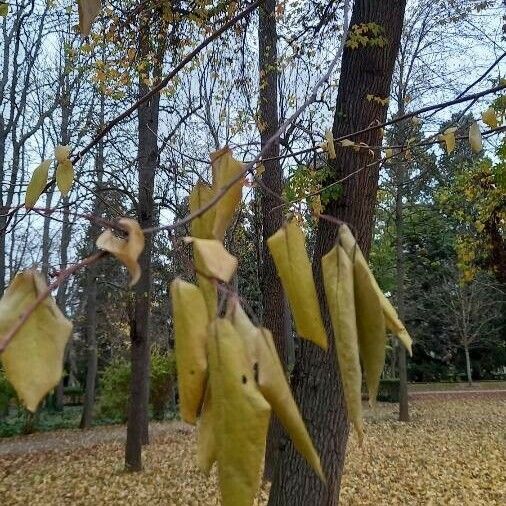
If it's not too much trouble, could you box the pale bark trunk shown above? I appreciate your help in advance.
[464,344,472,386]
[268,1,406,504]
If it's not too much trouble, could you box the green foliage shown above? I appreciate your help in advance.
[0,367,16,415]
[346,23,387,49]
[377,378,400,403]
[98,349,176,421]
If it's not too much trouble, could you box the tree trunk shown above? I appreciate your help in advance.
[394,142,409,422]
[464,344,472,386]
[258,0,289,481]
[80,92,105,430]
[268,1,406,504]
[124,25,161,471]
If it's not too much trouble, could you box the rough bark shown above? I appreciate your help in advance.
[124,22,161,471]
[258,0,290,481]
[268,1,407,504]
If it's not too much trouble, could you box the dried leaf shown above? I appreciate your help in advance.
[210,147,244,240]
[468,122,482,153]
[352,253,386,404]
[78,0,101,36]
[0,3,8,16]
[170,279,209,424]
[267,221,327,349]
[440,127,457,154]
[340,139,355,148]
[54,145,71,163]
[208,318,270,506]
[55,159,74,197]
[481,107,498,129]
[322,245,363,442]
[196,385,216,474]
[325,129,336,159]
[0,271,72,412]
[189,182,218,315]
[338,225,412,355]
[25,160,51,209]
[96,218,145,286]
[227,301,325,481]
[185,237,238,283]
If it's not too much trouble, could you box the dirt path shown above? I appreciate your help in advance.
[0,420,192,457]
[409,389,506,400]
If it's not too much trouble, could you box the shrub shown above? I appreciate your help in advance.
[98,349,176,421]
[0,368,15,417]
[377,378,400,403]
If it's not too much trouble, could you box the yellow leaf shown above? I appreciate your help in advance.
[481,107,498,129]
[325,129,336,159]
[255,163,265,177]
[227,301,325,481]
[385,147,393,159]
[189,182,218,315]
[352,252,386,405]
[440,127,457,154]
[54,145,71,163]
[96,218,145,286]
[211,147,244,240]
[340,139,355,148]
[322,245,363,442]
[208,318,270,506]
[0,271,72,412]
[0,3,9,16]
[170,279,208,424]
[267,221,327,349]
[338,225,412,355]
[55,159,74,197]
[185,237,238,283]
[25,160,51,209]
[197,385,216,474]
[78,0,101,36]
[469,122,482,153]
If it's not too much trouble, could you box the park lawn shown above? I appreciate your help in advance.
[0,399,504,505]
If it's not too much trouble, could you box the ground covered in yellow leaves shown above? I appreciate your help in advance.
[0,399,504,505]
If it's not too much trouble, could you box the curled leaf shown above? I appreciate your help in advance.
[228,301,325,481]
[469,122,482,153]
[55,159,75,197]
[54,145,71,163]
[25,160,51,209]
[325,129,336,159]
[267,221,327,349]
[211,147,244,240]
[322,245,363,442]
[208,318,270,506]
[481,107,498,129]
[170,278,208,424]
[0,271,72,412]
[440,127,457,154]
[78,0,102,36]
[96,218,145,286]
[185,237,238,283]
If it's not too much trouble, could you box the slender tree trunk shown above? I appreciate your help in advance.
[258,0,289,481]
[125,22,161,471]
[464,344,472,386]
[269,2,406,504]
[79,92,105,429]
[395,150,409,422]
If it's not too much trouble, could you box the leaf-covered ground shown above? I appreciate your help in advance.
[0,399,504,505]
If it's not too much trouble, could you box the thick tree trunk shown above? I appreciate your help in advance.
[268,2,406,504]
[258,0,289,481]
[125,27,161,471]
[464,344,472,386]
